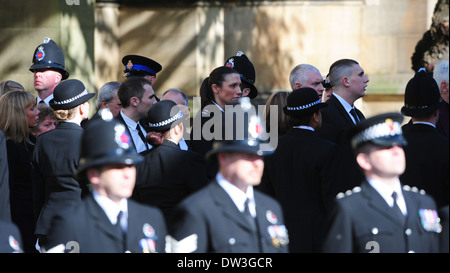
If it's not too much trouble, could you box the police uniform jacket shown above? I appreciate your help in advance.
[133,140,209,224]
[259,127,343,252]
[400,123,449,208]
[321,180,440,253]
[318,94,365,192]
[32,121,89,237]
[44,194,167,253]
[169,180,289,253]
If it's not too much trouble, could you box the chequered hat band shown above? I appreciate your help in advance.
[148,111,183,128]
[286,99,321,111]
[53,89,88,105]
[352,121,402,147]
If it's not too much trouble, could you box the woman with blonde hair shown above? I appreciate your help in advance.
[0,91,40,253]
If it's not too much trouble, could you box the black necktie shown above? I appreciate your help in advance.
[116,211,127,252]
[350,108,360,124]
[243,199,256,231]
[391,192,405,225]
[136,124,148,149]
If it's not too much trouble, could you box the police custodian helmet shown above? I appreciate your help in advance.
[29,37,69,80]
[77,109,143,175]
[206,97,274,158]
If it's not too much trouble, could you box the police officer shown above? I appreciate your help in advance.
[43,110,167,253]
[322,112,441,253]
[168,98,289,253]
[122,54,162,86]
[400,68,449,208]
[259,87,342,253]
[224,51,258,99]
[29,37,69,106]
[32,79,94,247]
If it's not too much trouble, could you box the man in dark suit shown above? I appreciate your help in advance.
[32,79,94,248]
[318,59,369,193]
[168,98,289,253]
[400,68,449,209]
[322,112,441,253]
[259,88,342,253]
[133,100,209,224]
[116,77,157,154]
[43,110,167,253]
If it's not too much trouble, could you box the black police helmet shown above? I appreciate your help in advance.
[29,37,69,80]
[225,51,258,99]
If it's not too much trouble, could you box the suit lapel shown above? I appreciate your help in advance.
[361,181,405,228]
[85,195,123,241]
[209,181,255,232]
[328,95,363,126]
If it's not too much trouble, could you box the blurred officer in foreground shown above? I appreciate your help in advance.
[43,110,167,253]
[322,112,441,253]
[29,37,69,106]
[168,98,289,253]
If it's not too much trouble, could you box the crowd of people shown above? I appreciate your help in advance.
[0,37,448,253]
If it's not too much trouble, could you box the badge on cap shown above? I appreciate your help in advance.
[36,46,45,61]
[126,60,133,70]
[266,210,278,224]
[225,58,235,68]
[267,225,289,248]
[418,209,442,233]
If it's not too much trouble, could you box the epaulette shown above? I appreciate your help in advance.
[402,185,426,195]
[336,186,362,199]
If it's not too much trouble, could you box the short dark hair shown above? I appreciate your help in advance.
[328,59,359,87]
[117,77,152,108]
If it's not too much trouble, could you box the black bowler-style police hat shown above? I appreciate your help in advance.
[122,55,162,77]
[146,100,185,132]
[77,109,143,175]
[348,112,407,150]
[401,68,441,117]
[49,79,95,110]
[29,37,69,80]
[206,97,274,158]
[283,87,327,117]
[225,51,258,99]
[322,73,332,88]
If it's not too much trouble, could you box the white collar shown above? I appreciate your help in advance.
[216,172,256,216]
[37,93,54,106]
[333,93,354,113]
[292,125,314,132]
[412,121,436,128]
[367,178,407,215]
[211,100,224,112]
[92,191,128,225]
[120,110,139,131]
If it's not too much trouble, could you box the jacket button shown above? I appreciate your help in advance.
[371,227,378,235]
[228,238,236,245]
[405,228,412,236]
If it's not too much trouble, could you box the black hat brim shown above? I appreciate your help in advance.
[49,93,95,110]
[206,141,274,160]
[400,103,439,117]
[76,153,143,177]
[243,80,258,99]
[29,64,69,80]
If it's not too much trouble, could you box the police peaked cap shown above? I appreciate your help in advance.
[347,112,407,150]
[146,100,185,132]
[29,37,69,80]
[283,87,327,117]
[122,55,162,77]
[401,68,441,117]
[224,51,258,99]
[49,79,95,110]
[77,109,143,175]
